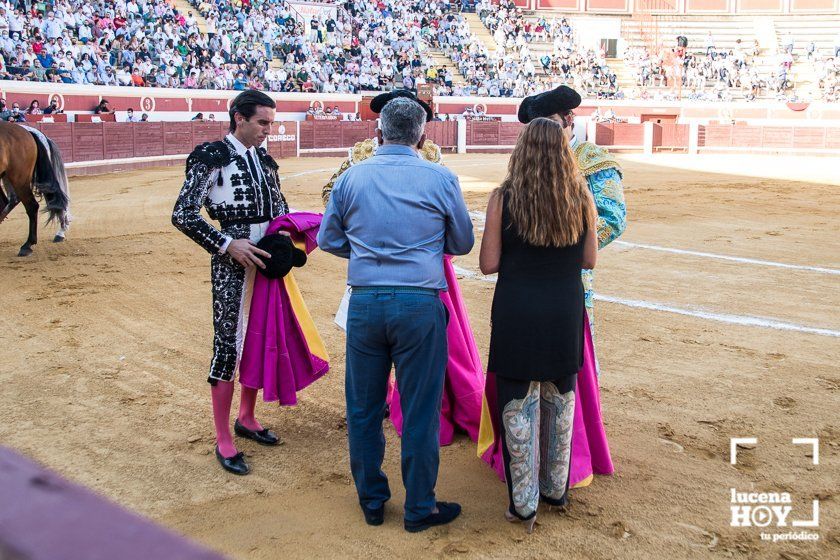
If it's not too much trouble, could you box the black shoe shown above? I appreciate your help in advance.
[215,446,250,475]
[234,419,281,446]
[361,504,385,526]
[404,501,462,533]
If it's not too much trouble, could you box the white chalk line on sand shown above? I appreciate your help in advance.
[612,240,840,276]
[467,212,839,276]
[451,265,840,338]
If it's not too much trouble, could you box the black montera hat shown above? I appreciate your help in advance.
[255,234,307,280]
[370,90,434,122]
[517,85,582,124]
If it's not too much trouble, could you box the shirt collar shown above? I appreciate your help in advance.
[226,132,255,157]
[375,143,420,157]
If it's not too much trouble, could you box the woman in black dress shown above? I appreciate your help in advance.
[479,117,597,532]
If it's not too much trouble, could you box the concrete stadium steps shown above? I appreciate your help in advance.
[172,0,209,34]
[788,60,820,98]
[463,12,501,53]
[428,51,467,85]
[608,58,636,89]
[621,16,761,53]
[774,16,840,57]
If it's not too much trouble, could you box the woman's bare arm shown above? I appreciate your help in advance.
[479,190,503,275]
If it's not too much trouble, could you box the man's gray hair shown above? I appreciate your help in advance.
[379,97,426,146]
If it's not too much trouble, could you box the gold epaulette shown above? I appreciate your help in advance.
[349,138,377,164]
[322,139,444,207]
[574,141,621,177]
[420,140,442,164]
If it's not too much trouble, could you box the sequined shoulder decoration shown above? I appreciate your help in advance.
[185,141,231,176]
[349,139,377,164]
[574,142,622,178]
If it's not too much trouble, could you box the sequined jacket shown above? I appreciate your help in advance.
[172,138,289,254]
[573,140,627,319]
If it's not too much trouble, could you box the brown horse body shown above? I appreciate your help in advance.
[0,122,70,256]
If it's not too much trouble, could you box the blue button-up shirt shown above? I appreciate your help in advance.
[317,144,474,289]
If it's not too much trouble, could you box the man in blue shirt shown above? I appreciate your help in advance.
[318,96,474,532]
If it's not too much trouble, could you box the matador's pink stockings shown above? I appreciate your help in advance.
[211,382,264,458]
[237,385,264,432]
[211,381,237,457]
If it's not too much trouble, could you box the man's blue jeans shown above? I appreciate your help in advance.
[345,287,448,522]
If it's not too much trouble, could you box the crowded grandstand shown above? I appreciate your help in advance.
[0,0,837,104]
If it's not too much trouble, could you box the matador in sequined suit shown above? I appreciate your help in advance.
[172,90,288,476]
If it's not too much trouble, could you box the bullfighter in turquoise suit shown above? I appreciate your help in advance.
[518,85,627,338]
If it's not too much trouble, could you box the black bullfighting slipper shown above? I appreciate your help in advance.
[361,504,385,526]
[404,501,462,533]
[234,419,282,446]
[215,446,250,476]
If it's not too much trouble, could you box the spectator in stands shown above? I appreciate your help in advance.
[125,108,139,122]
[25,99,41,115]
[806,41,816,61]
[44,100,62,115]
[140,113,149,122]
[783,32,794,55]
[4,101,25,122]
[94,99,111,114]
[0,99,8,120]
[192,112,204,121]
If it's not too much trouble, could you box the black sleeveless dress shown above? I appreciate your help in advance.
[487,195,586,381]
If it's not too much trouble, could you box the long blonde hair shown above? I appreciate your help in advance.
[498,117,596,247]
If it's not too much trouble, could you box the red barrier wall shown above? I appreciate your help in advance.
[465,121,525,148]
[596,123,645,146]
[298,121,458,151]
[654,123,690,149]
[700,125,840,150]
[22,121,264,163]
[19,122,840,169]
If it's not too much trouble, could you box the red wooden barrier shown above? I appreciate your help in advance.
[426,121,458,148]
[103,122,135,160]
[701,125,837,150]
[72,122,105,161]
[76,113,116,123]
[654,124,690,149]
[21,113,69,123]
[15,122,840,167]
[134,122,165,157]
[266,121,298,159]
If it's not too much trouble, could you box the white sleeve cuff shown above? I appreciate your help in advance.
[219,236,232,254]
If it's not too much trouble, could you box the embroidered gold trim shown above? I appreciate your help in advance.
[574,142,620,177]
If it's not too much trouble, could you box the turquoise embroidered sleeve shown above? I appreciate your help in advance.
[588,168,626,250]
[581,168,626,333]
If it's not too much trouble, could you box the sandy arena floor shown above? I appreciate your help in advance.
[0,154,837,559]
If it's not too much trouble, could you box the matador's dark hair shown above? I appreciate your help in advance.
[229,90,276,132]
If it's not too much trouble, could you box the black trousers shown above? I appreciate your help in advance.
[496,374,577,519]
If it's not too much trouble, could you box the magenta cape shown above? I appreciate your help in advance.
[477,314,614,488]
[387,256,485,444]
[239,212,330,405]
